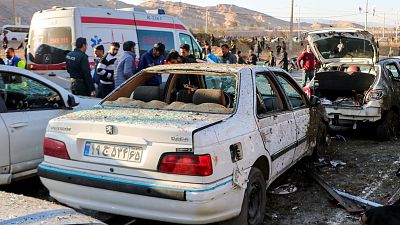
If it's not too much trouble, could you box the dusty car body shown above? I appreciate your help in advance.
[38,64,326,225]
[0,65,100,185]
[305,29,400,140]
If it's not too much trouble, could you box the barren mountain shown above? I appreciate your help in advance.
[139,0,292,33]
[0,0,362,34]
[0,0,130,25]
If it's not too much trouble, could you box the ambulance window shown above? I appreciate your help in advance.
[28,27,72,65]
[137,30,174,56]
[179,33,202,59]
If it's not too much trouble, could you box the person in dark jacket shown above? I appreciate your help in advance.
[138,43,165,86]
[179,44,196,63]
[237,51,246,64]
[96,42,120,98]
[266,50,276,67]
[247,48,257,65]
[220,44,237,64]
[66,37,95,96]
[115,41,137,87]
[0,56,4,65]
[92,44,104,97]
[278,48,289,71]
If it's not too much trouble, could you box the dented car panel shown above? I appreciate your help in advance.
[39,64,323,224]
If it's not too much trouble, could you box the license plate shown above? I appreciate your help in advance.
[83,141,143,162]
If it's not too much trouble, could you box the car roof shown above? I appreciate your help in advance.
[307,28,367,34]
[143,63,282,74]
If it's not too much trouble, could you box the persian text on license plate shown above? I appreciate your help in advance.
[83,142,143,162]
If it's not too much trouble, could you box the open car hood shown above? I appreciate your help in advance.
[307,29,378,65]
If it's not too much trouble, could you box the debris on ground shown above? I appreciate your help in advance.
[267,184,298,195]
[330,160,347,168]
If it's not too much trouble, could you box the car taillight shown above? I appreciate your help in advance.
[304,86,311,98]
[43,138,70,160]
[158,153,213,176]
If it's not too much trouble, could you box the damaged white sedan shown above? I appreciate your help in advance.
[38,64,326,225]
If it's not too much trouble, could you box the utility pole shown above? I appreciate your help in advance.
[396,11,399,45]
[383,13,385,38]
[297,6,300,39]
[205,8,208,34]
[289,0,294,52]
[365,0,368,30]
[13,0,16,25]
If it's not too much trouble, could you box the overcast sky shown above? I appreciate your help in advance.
[120,0,400,27]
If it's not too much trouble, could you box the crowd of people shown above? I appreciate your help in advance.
[0,34,318,98]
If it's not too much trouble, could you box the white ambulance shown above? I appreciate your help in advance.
[27,6,203,90]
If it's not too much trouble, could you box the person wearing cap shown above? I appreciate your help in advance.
[179,44,196,63]
[115,41,137,87]
[66,37,96,97]
[138,42,165,86]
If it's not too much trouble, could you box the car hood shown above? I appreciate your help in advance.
[307,29,378,65]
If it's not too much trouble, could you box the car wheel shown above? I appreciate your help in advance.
[376,110,399,141]
[219,167,266,225]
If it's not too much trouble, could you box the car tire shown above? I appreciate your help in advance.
[219,167,266,225]
[376,110,399,141]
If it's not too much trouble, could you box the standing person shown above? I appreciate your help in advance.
[96,42,120,98]
[267,50,276,67]
[237,51,246,64]
[247,48,257,65]
[230,40,237,55]
[278,48,289,71]
[115,41,137,87]
[92,44,104,97]
[2,31,8,50]
[179,44,196,63]
[205,45,219,63]
[4,48,25,68]
[220,44,237,64]
[65,37,95,97]
[297,44,318,87]
[137,42,165,86]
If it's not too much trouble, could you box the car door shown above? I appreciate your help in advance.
[254,71,297,178]
[0,96,10,173]
[274,72,310,161]
[0,71,67,173]
[384,61,400,107]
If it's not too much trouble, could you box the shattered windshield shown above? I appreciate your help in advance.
[102,71,238,114]
[314,37,374,60]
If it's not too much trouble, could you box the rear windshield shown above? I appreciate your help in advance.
[4,27,29,33]
[28,27,72,64]
[314,37,374,59]
[102,71,238,114]
[137,30,174,56]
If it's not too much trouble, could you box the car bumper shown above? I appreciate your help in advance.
[325,105,381,122]
[38,163,244,224]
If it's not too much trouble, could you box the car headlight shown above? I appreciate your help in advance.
[366,90,384,101]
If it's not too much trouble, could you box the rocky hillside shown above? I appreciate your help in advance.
[139,0,292,34]
[0,0,130,25]
[0,0,362,34]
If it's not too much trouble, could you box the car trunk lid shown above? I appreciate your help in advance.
[307,29,378,65]
[47,108,228,174]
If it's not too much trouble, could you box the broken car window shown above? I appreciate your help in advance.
[102,71,238,114]
[255,73,284,114]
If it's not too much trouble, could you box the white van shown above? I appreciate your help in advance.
[0,25,29,49]
[27,6,203,89]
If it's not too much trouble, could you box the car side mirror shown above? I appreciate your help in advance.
[67,94,79,108]
[310,95,321,107]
